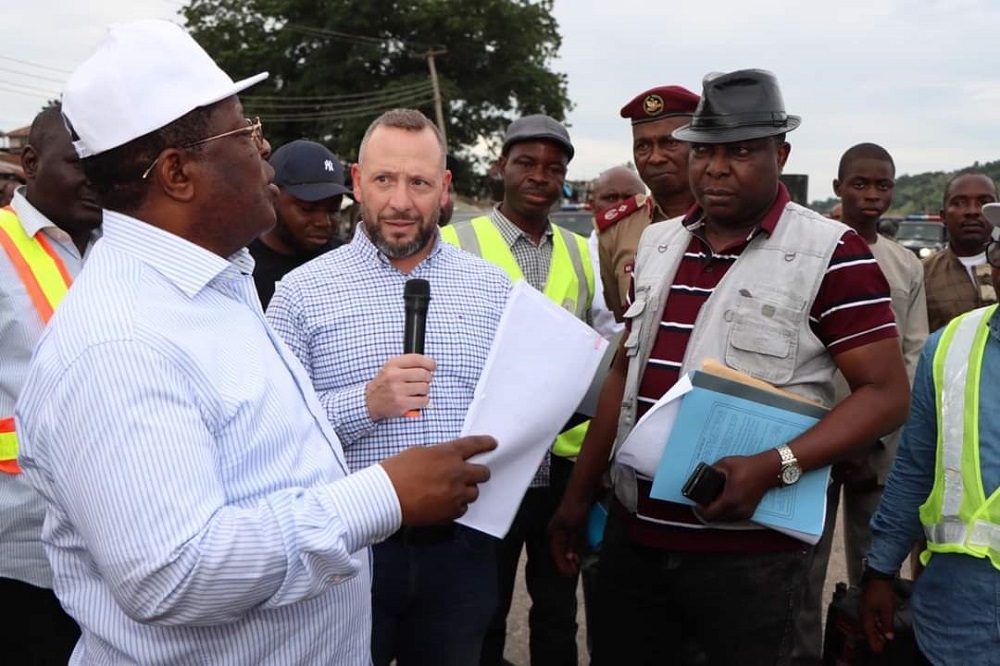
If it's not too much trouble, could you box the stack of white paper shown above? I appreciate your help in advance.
[456,281,609,538]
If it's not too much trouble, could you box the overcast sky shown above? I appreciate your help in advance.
[4,0,999,204]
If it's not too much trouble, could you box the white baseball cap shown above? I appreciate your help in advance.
[62,20,268,158]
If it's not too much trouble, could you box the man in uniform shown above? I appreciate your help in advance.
[440,114,594,666]
[0,103,101,665]
[923,172,998,332]
[859,203,1000,666]
[596,85,699,320]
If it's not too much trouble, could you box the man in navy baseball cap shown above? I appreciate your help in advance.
[249,139,351,306]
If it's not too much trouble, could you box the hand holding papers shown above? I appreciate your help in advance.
[456,282,608,538]
[647,370,831,544]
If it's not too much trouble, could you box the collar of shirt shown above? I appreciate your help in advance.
[9,188,101,253]
[100,210,254,299]
[682,181,792,242]
[489,205,553,249]
[350,220,444,269]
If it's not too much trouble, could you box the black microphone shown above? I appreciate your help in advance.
[403,279,431,355]
[403,279,430,418]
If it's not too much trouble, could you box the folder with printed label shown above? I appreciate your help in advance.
[648,369,831,544]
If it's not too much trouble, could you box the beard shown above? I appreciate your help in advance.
[362,205,438,259]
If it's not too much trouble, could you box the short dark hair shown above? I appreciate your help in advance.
[837,143,895,180]
[27,103,67,154]
[942,172,998,209]
[79,103,219,214]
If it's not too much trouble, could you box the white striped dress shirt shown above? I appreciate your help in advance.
[15,210,401,665]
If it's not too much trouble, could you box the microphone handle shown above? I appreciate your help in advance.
[403,306,426,355]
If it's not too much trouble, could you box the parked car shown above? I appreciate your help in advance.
[550,210,595,237]
[894,215,947,258]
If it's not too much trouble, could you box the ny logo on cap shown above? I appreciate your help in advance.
[324,160,335,172]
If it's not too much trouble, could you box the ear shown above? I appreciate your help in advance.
[351,163,363,202]
[152,148,197,203]
[440,169,453,208]
[21,145,39,180]
[832,178,843,197]
[775,141,791,170]
[498,154,508,173]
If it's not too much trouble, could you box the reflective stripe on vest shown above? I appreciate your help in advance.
[439,216,594,319]
[440,216,594,457]
[0,207,73,474]
[919,304,1000,568]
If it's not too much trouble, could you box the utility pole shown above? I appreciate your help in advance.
[415,48,448,145]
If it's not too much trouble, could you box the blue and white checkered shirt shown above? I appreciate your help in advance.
[267,224,512,472]
[16,211,402,665]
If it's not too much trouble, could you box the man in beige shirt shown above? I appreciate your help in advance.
[796,143,928,664]
[596,85,698,320]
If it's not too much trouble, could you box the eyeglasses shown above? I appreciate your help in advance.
[141,117,264,180]
[987,240,1000,268]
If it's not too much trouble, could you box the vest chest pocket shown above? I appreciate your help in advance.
[724,287,807,385]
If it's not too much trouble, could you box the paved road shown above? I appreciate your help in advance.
[503,507,852,665]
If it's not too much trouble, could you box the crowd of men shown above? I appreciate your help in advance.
[1,17,999,666]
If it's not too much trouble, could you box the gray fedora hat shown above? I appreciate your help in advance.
[673,69,800,144]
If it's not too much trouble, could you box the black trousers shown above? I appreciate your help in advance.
[1,576,80,665]
[480,455,579,666]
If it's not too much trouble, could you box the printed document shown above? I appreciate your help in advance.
[649,371,831,544]
[457,281,609,538]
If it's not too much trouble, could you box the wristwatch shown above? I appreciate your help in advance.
[860,557,896,583]
[776,445,802,486]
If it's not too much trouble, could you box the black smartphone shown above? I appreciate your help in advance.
[681,462,726,506]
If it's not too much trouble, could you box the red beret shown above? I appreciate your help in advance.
[619,85,700,125]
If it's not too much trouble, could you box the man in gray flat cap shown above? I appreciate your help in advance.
[442,114,595,666]
[550,69,910,665]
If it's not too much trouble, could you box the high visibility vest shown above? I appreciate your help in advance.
[0,207,73,474]
[440,216,594,458]
[919,304,1000,569]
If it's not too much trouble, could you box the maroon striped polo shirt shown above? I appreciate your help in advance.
[622,184,898,552]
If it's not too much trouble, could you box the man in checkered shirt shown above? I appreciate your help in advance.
[267,109,512,666]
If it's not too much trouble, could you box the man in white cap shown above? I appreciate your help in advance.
[14,19,496,665]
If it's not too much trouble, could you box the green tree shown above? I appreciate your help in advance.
[182,0,571,193]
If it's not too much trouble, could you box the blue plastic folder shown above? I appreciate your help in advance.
[648,371,831,543]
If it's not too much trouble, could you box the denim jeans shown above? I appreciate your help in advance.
[371,525,498,666]
[481,455,579,666]
[591,506,811,666]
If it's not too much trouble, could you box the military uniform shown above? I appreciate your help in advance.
[597,84,699,321]
[595,193,668,320]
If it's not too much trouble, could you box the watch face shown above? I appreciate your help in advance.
[781,464,802,486]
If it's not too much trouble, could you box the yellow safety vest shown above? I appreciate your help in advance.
[440,215,594,457]
[919,304,1000,569]
[0,207,73,474]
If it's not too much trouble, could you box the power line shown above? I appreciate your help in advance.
[283,23,439,52]
[0,55,71,75]
[244,82,434,111]
[0,79,61,96]
[243,79,432,104]
[258,92,437,122]
[0,84,53,100]
[0,66,65,85]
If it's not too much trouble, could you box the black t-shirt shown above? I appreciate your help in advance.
[248,238,340,309]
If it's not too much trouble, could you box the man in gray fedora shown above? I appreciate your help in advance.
[549,69,910,664]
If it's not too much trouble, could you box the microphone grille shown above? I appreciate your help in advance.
[404,279,430,298]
